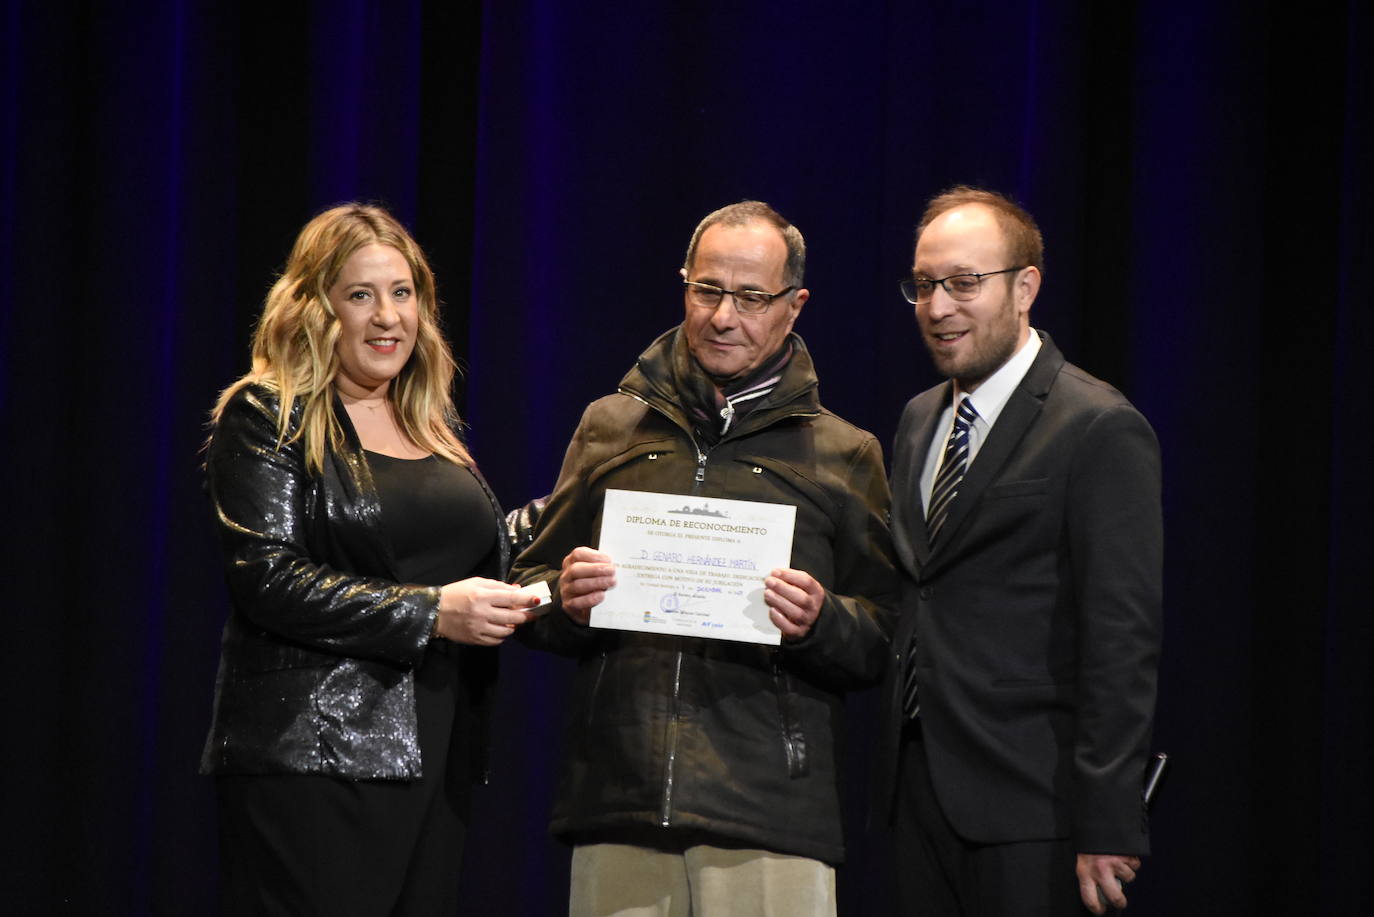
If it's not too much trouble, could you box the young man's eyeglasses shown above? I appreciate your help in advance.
[900,267,1025,304]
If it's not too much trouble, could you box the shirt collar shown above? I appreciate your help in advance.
[953,327,1042,428]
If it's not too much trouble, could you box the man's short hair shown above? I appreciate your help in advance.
[683,200,806,289]
[917,186,1045,275]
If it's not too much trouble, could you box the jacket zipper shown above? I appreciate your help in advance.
[619,390,713,489]
[617,386,819,822]
[660,646,684,826]
[586,651,607,727]
[772,653,807,777]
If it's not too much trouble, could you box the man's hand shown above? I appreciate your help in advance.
[1076,853,1141,914]
[558,547,616,625]
[764,567,825,640]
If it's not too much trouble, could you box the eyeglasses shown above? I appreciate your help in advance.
[683,280,795,315]
[899,267,1025,304]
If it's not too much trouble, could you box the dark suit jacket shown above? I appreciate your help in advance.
[875,332,1162,855]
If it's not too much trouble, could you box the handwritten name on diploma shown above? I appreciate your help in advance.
[628,550,757,570]
[593,489,797,645]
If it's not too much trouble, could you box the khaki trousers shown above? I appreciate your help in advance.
[569,842,836,917]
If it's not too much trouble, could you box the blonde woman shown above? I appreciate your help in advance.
[202,204,539,915]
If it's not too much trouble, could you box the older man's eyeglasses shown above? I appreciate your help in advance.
[900,267,1025,304]
[684,280,794,315]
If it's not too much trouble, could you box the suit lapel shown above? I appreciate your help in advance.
[927,333,1065,565]
[892,381,951,574]
[331,391,403,581]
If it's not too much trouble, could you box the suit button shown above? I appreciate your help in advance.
[919,587,932,600]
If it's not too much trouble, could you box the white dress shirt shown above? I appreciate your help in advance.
[919,329,1043,514]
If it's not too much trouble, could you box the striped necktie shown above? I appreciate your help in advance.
[904,396,980,719]
[926,396,979,545]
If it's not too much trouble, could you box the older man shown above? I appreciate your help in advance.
[514,201,897,917]
[875,187,1163,916]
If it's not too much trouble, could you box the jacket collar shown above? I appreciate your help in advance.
[619,326,821,440]
[329,389,399,580]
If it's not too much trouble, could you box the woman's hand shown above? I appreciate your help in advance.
[436,578,542,646]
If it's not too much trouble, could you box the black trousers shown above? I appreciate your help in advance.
[893,721,1085,917]
[217,646,472,917]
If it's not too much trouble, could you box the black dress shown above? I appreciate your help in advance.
[218,452,497,917]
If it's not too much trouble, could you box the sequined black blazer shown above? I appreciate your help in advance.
[199,384,509,779]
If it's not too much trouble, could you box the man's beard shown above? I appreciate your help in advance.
[925,297,1020,389]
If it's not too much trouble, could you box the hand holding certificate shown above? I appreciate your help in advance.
[591,489,798,645]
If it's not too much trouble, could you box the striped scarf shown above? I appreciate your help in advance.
[674,334,793,446]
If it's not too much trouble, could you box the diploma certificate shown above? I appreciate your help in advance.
[592,489,797,645]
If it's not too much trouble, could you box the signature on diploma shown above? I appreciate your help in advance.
[658,581,745,613]
[659,592,708,612]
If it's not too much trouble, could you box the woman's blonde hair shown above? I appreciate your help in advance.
[212,203,472,473]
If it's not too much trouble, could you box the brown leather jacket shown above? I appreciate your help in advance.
[514,328,898,863]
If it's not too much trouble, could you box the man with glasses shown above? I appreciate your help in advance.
[514,201,897,916]
[874,187,1163,916]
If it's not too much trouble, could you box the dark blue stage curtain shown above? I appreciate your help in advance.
[2,1,1369,914]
